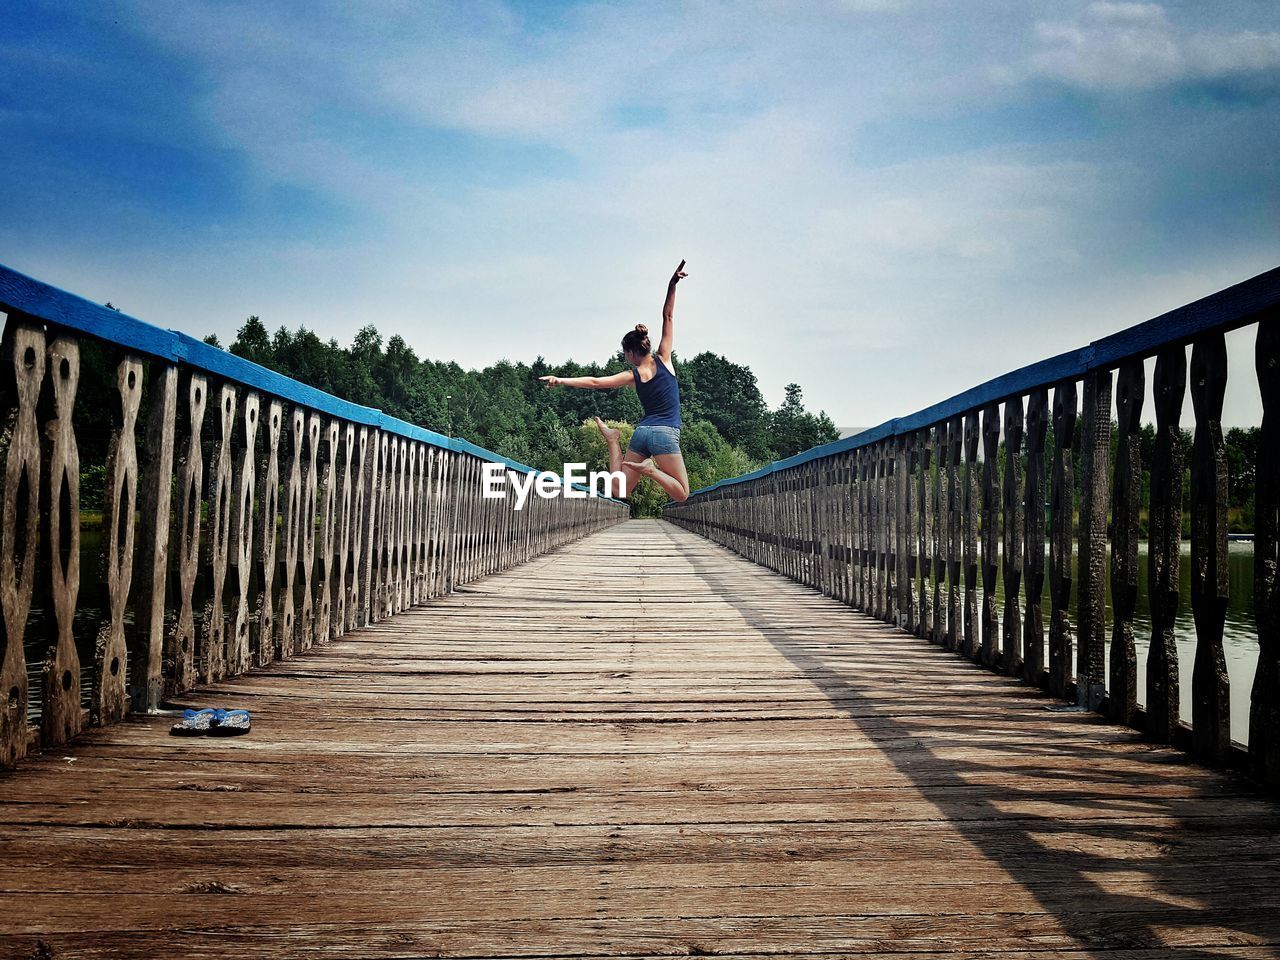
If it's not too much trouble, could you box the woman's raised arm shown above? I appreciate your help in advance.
[540,370,633,390]
[658,259,686,362]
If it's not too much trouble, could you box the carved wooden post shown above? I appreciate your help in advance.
[40,335,81,747]
[0,322,43,766]
[1077,369,1112,710]
[1022,388,1047,684]
[166,373,206,695]
[962,411,979,659]
[201,384,235,684]
[932,424,946,645]
[93,354,142,725]
[227,392,259,677]
[917,429,931,639]
[298,412,320,648]
[980,403,1000,665]
[131,363,176,712]
[1002,396,1024,676]
[1109,361,1144,724]
[280,407,304,657]
[255,400,282,665]
[350,426,370,629]
[946,416,962,651]
[1147,346,1186,742]
[1048,380,1077,698]
[316,418,338,645]
[1250,315,1280,785]
[1190,333,1230,762]
[334,423,355,637]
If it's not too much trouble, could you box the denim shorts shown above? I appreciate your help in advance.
[629,424,682,458]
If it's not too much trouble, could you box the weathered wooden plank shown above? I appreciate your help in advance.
[1109,361,1144,725]
[1190,332,1231,762]
[0,321,43,766]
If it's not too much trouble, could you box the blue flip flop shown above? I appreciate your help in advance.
[169,708,219,736]
[209,709,251,736]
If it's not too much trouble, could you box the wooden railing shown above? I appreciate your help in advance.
[667,266,1280,786]
[0,264,627,768]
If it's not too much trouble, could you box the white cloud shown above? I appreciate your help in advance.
[1029,1,1280,91]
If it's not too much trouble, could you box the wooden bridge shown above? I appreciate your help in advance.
[0,262,1279,957]
[5,519,1279,958]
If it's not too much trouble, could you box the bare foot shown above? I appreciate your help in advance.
[593,416,620,443]
[621,458,655,477]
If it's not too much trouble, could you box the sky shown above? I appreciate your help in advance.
[2,0,1278,430]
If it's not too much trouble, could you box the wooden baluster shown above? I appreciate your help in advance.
[334,423,355,636]
[166,373,206,695]
[1147,347,1186,742]
[40,335,81,747]
[1190,333,1230,761]
[255,401,282,664]
[1077,369,1112,710]
[425,447,441,598]
[1023,388,1048,684]
[415,443,428,602]
[201,384,235,684]
[227,392,258,677]
[131,362,176,713]
[350,426,369,629]
[932,424,946,645]
[373,432,389,615]
[93,354,143,725]
[298,413,320,647]
[962,411,979,659]
[1048,380,1078,698]
[917,430,931,640]
[1250,315,1280,785]
[980,403,1000,666]
[886,443,897,622]
[0,322,43,765]
[384,436,398,614]
[899,436,913,630]
[946,416,963,652]
[1110,361,1144,724]
[1002,397,1024,676]
[316,419,338,644]
[280,407,304,657]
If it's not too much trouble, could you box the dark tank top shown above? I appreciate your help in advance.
[632,358,681,428]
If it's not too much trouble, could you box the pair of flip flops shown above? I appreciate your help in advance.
[170,708,251,737]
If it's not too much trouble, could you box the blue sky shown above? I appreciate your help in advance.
[2,0,1278,428]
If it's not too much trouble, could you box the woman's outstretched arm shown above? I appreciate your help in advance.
[540,370,633,390]
[657,259,687,363]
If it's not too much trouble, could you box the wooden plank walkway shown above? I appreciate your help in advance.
[1,519,1278,959]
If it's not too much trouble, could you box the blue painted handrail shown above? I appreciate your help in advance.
[683,263,1280,498]
[0,262,615,496]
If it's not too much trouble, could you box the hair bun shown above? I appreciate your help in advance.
[635,323,648,335]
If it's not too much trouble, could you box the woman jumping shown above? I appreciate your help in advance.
[539,260,691,502]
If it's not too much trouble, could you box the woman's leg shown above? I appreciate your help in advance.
[593,417,647,497]
[625,452,691,502]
